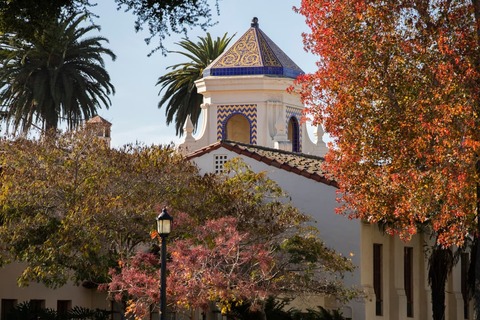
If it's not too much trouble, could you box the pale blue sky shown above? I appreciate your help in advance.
[85,1,317,147]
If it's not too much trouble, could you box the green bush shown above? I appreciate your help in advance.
[227,297,346,320]
[6,302,111,320]
[291,306,346,320]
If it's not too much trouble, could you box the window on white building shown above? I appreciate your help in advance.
[30,300,45,312]
[111,300,124,320]
[214,155,228,174]
[226,114,250,144]
[1,299,17,320]
[404,247,414,318]
[287,116,300,153]
[57,300,72,316]
[461,252,470,319]
[373,243,383,316]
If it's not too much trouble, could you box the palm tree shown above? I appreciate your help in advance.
[156,32,234,136]
[0,13,116,133]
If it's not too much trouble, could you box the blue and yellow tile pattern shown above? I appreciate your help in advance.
[217,104,258,144]
[203,19,304,79]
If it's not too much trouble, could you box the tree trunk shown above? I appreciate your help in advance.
[428,247,453,320]
[43,101,59,133]
[258,301,267,320]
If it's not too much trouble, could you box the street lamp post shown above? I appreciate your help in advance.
[156,208,173,320]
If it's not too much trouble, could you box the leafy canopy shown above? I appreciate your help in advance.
[0,0,220,54]
[0,13,116,133]
[294,0,480,247]
[0,129,354,315]
[0,129,196,287]
[104,159,356,319]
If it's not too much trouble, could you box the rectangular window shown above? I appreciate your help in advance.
[30,300,45,312]
[373,243,383,316]
[57,300,71,315]
[29,299,45,319]
[214,154,228,174]
[111,301,123,320]
[1,299,17,320]
[404,247,414,318]
[461,252,470,319]
[149,304,159,320]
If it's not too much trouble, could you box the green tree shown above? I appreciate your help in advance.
[105,164,356,320]
[0,13,116,133]
[156,33,234,136]
[0,129,196,286]
[0,0,90,41]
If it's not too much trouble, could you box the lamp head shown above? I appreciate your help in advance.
[156,207,173,235]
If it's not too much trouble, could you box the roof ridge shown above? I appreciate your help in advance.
[185,140,336,187]
[222,139,325,161]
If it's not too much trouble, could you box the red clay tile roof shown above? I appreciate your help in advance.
[185,140,337,187]
[87,115,112,125]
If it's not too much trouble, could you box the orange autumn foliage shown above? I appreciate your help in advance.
[295,0,480,247]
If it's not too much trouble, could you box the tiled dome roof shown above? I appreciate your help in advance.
[203,17,304,79]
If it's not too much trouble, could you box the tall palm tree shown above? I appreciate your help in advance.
[156,32,234,136]
[0,13,116,133]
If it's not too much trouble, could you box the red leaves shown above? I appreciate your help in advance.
[105,214,275,318]
[297,0,480,247]
[169,215,275,312]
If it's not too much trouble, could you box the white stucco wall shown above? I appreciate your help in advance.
[0,263,109,314]
[191,148,364,320]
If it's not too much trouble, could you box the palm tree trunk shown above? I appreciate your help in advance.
[44,107,58,132]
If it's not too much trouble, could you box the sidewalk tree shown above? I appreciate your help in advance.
[294,0,480,319]
[107,215,276,318]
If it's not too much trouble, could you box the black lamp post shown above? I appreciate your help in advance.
[156,208,173,320]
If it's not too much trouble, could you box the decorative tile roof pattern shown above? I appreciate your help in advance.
[186,140,337,187]
[203,18,304,79]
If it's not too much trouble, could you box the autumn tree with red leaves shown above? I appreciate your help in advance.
[104,163,356,320]
[295,0,480,319]
[106,215,275,319]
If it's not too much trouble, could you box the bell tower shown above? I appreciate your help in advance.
[179,18,327,156]
[86,115,112,148]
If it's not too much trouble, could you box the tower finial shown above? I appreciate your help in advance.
[251,17,259,28]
